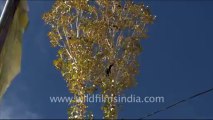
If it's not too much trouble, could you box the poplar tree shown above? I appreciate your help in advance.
[43,0,154,119]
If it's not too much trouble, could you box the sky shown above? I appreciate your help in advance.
[0,0,213,119]
[0,1,5,14]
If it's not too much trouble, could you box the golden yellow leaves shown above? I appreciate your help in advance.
[43,0,154,119]
[48,30,61,47]
[96,0,111,8]
[58,15,74,26]
[53,58,62,70]
[42,12,56,26]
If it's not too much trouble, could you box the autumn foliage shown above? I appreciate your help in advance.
[43,0,154,119]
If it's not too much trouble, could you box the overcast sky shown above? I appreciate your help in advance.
[0,0,213,119]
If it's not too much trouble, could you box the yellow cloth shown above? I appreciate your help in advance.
[0,0,29,100]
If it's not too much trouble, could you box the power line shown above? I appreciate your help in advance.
[140,87,213,119]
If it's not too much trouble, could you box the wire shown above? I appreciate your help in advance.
[139,87,213,119]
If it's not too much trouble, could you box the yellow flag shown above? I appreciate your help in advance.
[0,0,29,100]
